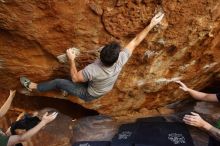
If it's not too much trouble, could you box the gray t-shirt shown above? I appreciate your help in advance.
[82,48,131,97]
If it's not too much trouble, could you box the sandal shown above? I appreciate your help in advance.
[20,76,32,91]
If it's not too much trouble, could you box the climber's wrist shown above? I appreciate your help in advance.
[70,59,76,65]
[149,22,156,28]
[68,57,75,62]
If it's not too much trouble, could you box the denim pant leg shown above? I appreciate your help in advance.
[37,79,95,102]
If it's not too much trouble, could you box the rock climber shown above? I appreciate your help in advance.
[20,12,164,102]
[0,90,58,146]
[176,81,220,145]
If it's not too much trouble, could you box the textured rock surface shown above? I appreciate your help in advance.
[0,0,220,119]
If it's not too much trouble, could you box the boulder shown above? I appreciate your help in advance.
[0,0,220,119]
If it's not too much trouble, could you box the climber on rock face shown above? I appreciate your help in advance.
[176,81,220,145]
[0,90,58,146]
[20,12,164,102]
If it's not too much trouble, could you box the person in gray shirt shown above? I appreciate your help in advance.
[20,12,164,102]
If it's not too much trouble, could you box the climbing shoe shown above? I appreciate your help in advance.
[20,76,32,91]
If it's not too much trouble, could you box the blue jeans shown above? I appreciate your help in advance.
[37,79,96,102]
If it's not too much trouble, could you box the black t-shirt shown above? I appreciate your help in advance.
[217,93,220,102]
[209,136,220,146]
[10,115,40,135]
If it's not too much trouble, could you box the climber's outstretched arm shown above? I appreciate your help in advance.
[0,90,16,118]
[125,12,164,54]
[66,49,85,83]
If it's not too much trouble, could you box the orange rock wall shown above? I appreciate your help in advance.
[0,0,220,119]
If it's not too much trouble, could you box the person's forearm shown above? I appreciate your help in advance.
[134,24,154,47]
[20,121,46,141]
[70,60,79,82]
[203,122,220,141]
[126,24,154,53]
[0,94,14,117]
[187,88,208,100]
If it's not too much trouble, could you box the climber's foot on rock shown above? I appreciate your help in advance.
[20,76,32,91]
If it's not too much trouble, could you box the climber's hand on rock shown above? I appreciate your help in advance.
[150,12,164,27]
[175,80,189,92]
[9,90,16,98]
[66,48,76,61]
[41,112,58,125]
[183,112,208,128]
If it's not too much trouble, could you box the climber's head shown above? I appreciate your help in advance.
[100,42,121,66]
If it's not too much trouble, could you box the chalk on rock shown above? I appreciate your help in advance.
[155,77,182,84]
[57,47,80,63]
[157,38,165,45]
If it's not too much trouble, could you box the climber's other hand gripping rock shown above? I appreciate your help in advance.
[66,48,76,61]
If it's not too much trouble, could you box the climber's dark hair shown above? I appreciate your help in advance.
[100,42,121,66]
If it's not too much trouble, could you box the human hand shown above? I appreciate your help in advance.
[41,112,58,125]
[175,80,189,92]
[9,90,16,98]
[150,12,164,26]
[183,112,208,128]
[66,48,76,61]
